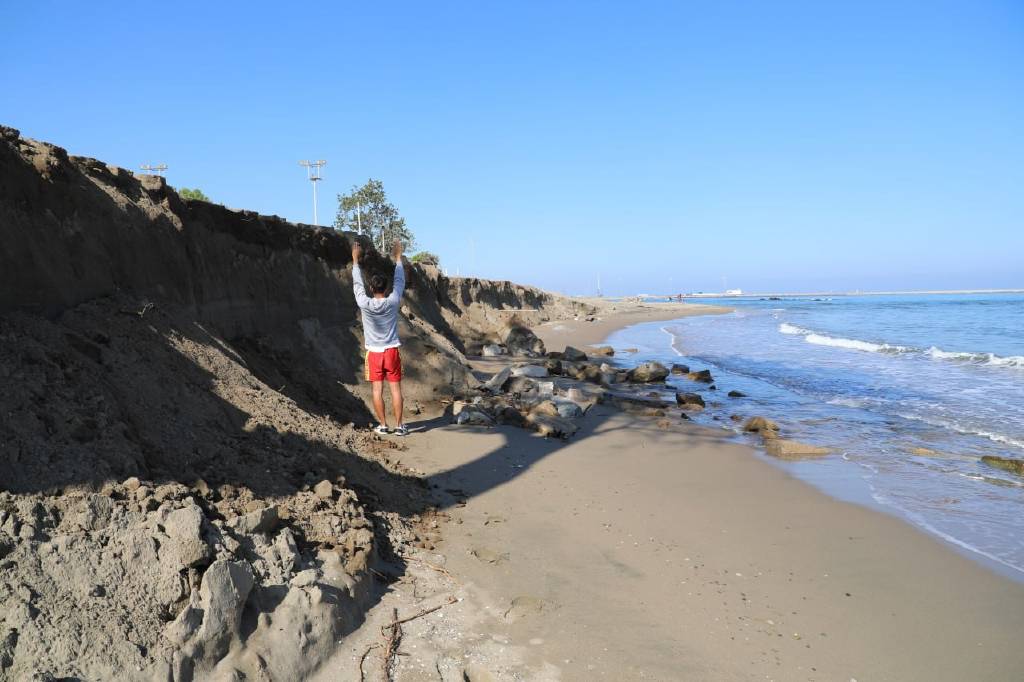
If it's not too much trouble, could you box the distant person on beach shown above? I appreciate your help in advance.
[351,238,408,436]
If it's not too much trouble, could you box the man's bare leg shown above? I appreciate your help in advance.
[388,380,404,427]
[372,381,388,426]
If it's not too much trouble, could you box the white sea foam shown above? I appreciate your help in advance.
[778,323,1023,368]
[926,347,1024,368]
[778,322,807,335]
[778,323,908,353]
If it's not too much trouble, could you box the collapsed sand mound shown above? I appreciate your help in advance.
[0,127,587,680]
[0,296,430,680]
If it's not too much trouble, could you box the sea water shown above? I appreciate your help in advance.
[604,293,1024,578]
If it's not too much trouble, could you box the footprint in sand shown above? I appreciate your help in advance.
[470,546,508,564]
[504,595,546,623]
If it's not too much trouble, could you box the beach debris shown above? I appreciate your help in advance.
[628,361,670,383]
[562,346,588,362]
[980,456,1024,477]
[670,363,690,375]
[481,343,507,357]
[686,369,714,383]
[764,438,831,460]
[727,390,746,398]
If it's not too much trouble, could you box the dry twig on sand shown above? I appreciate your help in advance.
[382,596,458,631]
[383,607,402,681]
[360,597,458,681]
[358,643,381,682]
[404,556,459,583]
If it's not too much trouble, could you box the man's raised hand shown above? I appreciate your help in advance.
[351,241,363,265]
[391,239,404,261]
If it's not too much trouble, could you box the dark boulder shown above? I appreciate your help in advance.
[504,325,546,357]
[562,346,587,362]
[675,392,705,408]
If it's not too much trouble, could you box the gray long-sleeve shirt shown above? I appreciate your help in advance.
[352,260,405,352]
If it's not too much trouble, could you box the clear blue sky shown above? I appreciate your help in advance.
[4,1,1022,294]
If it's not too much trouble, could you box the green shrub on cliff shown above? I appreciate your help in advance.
[179,187,210,202]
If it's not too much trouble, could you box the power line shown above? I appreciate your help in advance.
[299,160,327,226]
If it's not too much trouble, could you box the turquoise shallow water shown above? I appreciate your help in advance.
[605,293,1024,577]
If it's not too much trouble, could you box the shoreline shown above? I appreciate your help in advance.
[612,304,1024,583]
[534,299,732,350]
[319,302,1024,680]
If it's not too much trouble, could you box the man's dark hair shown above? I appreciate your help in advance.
[369,273,389,295]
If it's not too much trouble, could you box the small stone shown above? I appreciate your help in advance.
[122,477,142,492]
[686,369,714,383]
[313,480,334,500]
[727,390,746,398]
[228,505,279,535]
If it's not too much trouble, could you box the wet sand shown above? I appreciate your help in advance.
[320,303,1024,681]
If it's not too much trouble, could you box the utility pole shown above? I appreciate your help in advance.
[299,160,326,226]
[140,164,167,176]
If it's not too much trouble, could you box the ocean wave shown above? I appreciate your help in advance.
[778,323,1024,368]
[778,323,909,354]
[926,347,1024,368]
[894,412,1024,451]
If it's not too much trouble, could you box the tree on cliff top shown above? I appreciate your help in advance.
[178,187,210,202]
[410,251,440,266]
[333,179,415,252]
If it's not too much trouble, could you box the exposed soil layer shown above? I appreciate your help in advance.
[0,126,587,681]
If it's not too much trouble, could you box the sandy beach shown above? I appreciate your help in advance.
[534,299,732,350]
[319,303,1024,681]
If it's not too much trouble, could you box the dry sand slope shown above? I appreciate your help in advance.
[0,126,587,681]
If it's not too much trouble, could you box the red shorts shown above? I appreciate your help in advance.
[365,347,402,382]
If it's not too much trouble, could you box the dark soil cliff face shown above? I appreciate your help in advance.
[0,127,585,681]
